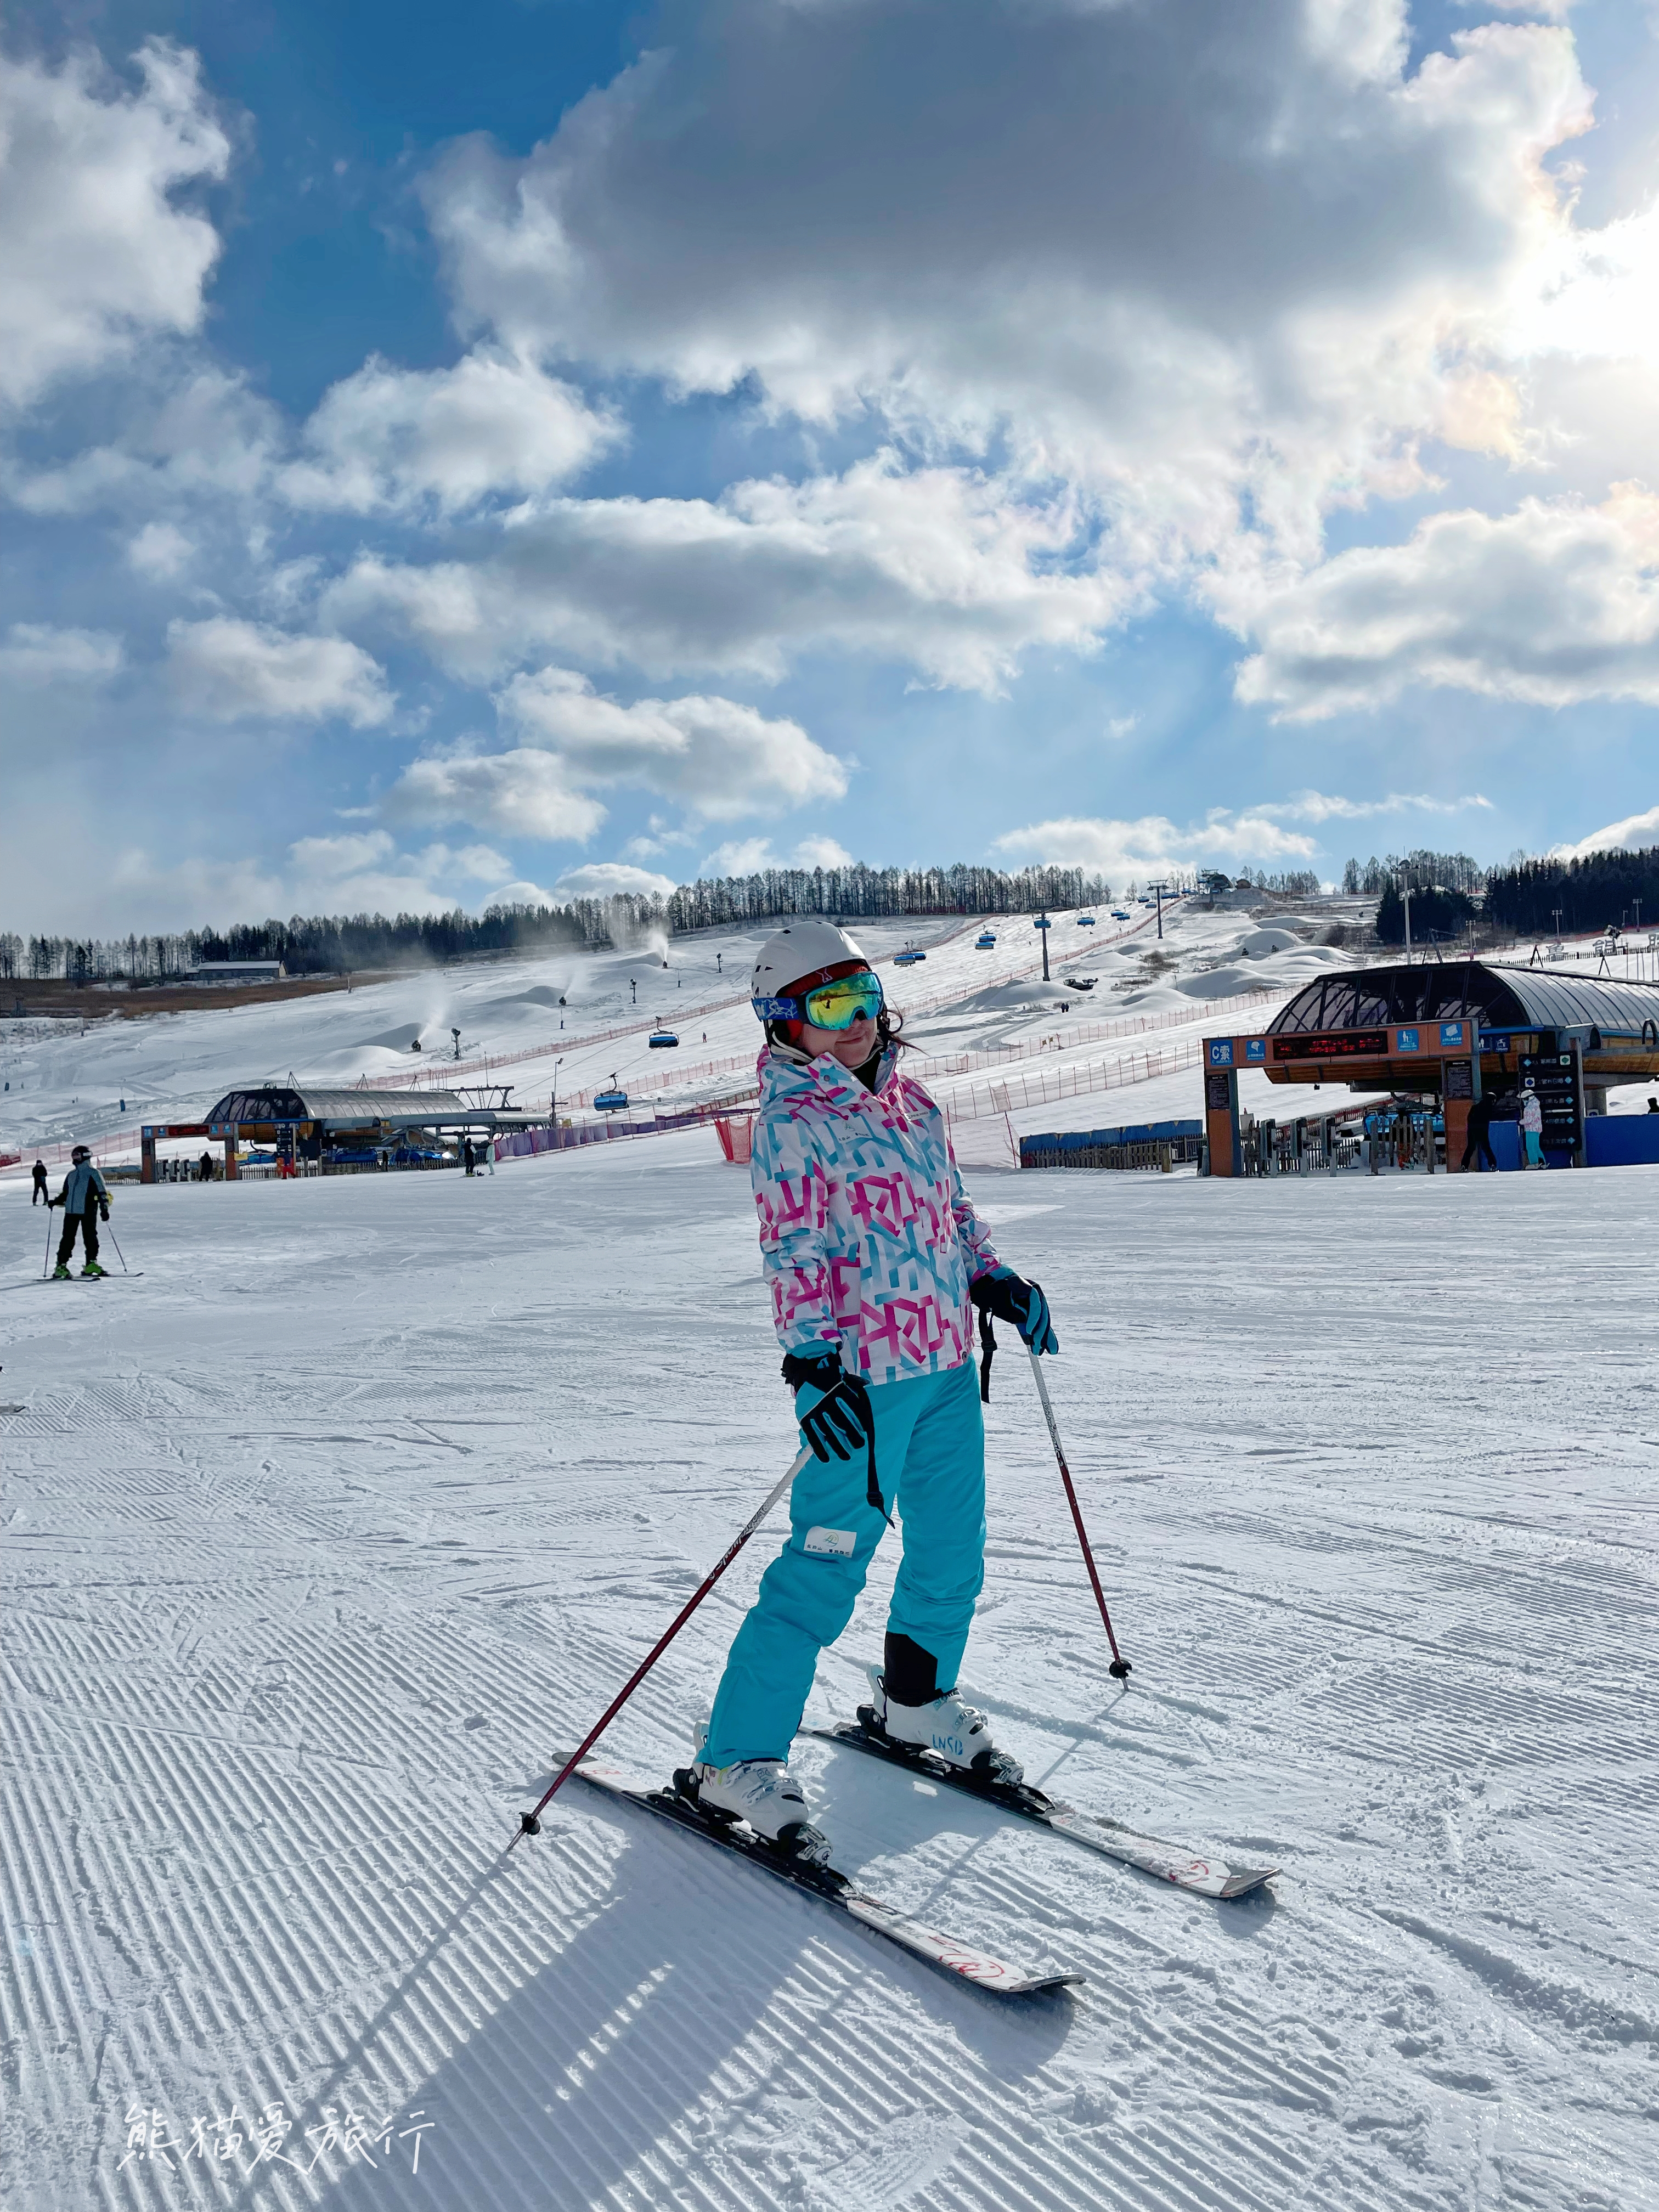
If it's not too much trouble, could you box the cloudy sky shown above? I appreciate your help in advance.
[3,0,1656,934]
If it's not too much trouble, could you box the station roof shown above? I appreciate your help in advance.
[204,1084,488,1127]
[1267,962,1659,1042]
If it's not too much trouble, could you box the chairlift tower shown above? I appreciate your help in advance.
[1034,910,1052,981]
[1148,880,1170,940]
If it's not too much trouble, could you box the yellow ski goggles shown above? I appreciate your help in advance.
[754,970,885,1030]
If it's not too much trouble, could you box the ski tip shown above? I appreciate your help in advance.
[1217,1866,1279,1899]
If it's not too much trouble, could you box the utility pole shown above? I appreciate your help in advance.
[630,977,637,1005]
[1399,873,1414,966]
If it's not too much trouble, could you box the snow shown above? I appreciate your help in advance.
[4,1098,1657,2209]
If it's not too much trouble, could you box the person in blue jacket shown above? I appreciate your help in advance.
[50,1145,111,1278]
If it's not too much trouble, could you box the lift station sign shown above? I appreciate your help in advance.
[1519,1050,1583,1152]
[1272,1029,1390,1061]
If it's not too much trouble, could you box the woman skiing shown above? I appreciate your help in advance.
[688,922,1058,1858]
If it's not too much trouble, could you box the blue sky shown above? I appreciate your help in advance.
[2,0,1656,934]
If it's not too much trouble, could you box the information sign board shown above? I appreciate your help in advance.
[1271,1029,1389,1062]
[1443,1059,1474,1101]
[1518,1047,1583,1155]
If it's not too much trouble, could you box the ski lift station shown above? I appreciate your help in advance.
[139,1082,531,1181]
[1201,962,1659,1177]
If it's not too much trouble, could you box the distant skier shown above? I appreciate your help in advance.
[49,1144,111,1278]
[463,1136,476,1177]
[32,1159,48,1205]
[1521,1087,1545,1169]
[1459,1089,1498,1174]
[685,921,1058,1858]
[199,1149,215,1183]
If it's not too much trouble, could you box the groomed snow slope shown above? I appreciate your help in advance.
[3,1147,1655,2211]
[2,900,1350,1164]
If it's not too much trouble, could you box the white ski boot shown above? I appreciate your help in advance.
[685,1738,832,1865]
[865,1664,1023,1785]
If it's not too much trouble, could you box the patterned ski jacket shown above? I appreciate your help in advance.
[751,1043,1000,1384]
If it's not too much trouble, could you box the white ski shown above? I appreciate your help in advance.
[807,1720,1279,1901]
[564,1757,1085,1997]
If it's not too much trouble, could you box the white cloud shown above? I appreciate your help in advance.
[0,622,123,686]
[279,348,618,516]
[697,833,857,877]
[496,667,847,816]
[1257,789,1494,822]
[700,836,776,879]
[381,749,608,842]
[166,617,395,726]
[84,831,513,934]
[0,40,229,409]
[791,836,855,870]
[551,860,679,900]
[127,521,194,579]
[1549,805,1659,860]
[380,670,842,849]
[423,7,1592,562]
[1231,487,1659,719]
[320,457,1133,691]
[993,812,1321,879]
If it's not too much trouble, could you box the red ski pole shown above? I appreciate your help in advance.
[1028,1351,1132,1680]
[513,1438,814,1846]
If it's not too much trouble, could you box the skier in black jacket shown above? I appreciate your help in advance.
[50,1146,111,1277]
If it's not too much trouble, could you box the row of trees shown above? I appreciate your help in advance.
[1341,850,1486,897]
[665,861,1114,933]
[2,861,1120,983]
[1483,846,1659,938]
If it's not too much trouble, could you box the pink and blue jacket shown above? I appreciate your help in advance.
[751,1043,1000,1385]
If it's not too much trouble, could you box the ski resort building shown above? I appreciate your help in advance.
[140,1083,531,1182]
[1201,962,1659,1177]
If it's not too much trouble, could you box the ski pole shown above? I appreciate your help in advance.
[1028,1351,1132,1680]
[105,1222,129,1274]
[43,1207,54,1278]
[513,1438,815,1847]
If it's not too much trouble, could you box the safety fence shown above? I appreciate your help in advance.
[941,1035,1205,1122]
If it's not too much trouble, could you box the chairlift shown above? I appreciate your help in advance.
[975,930,997,949]
[647,1030,680,1049]
[594,1079,629,1111]
[1077,913,1096,927]
[894,946,927,966]
[1111,909,1130,920]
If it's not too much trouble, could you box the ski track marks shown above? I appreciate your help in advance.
[2,1149,1656,2211]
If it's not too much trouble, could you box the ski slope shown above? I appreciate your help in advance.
[3,1127,1655,2211]
[1,900,1360,1170]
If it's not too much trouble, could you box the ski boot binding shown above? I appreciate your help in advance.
[676,1750,833,1867]
[861,1664,1024,1786]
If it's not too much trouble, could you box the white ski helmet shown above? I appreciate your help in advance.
[751,919,870,1020]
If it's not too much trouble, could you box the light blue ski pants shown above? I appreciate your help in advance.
[703,1358,986,1768]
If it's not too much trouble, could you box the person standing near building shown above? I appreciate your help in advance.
[49,1144,111,1278]
[1460,1088,1499,1173]
[483,1133,495,1176]
[462,1136,476,1177]
[32,1159,48,1205]
[1521,1087,1545,1168]
[199,1149,215,1183]
[685,921,1057,1858]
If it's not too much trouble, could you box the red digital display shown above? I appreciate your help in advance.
[1272,1029,1390,1061]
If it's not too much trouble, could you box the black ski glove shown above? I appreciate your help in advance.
[781,1352,888,1519]
[970,1267,1059,1355]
